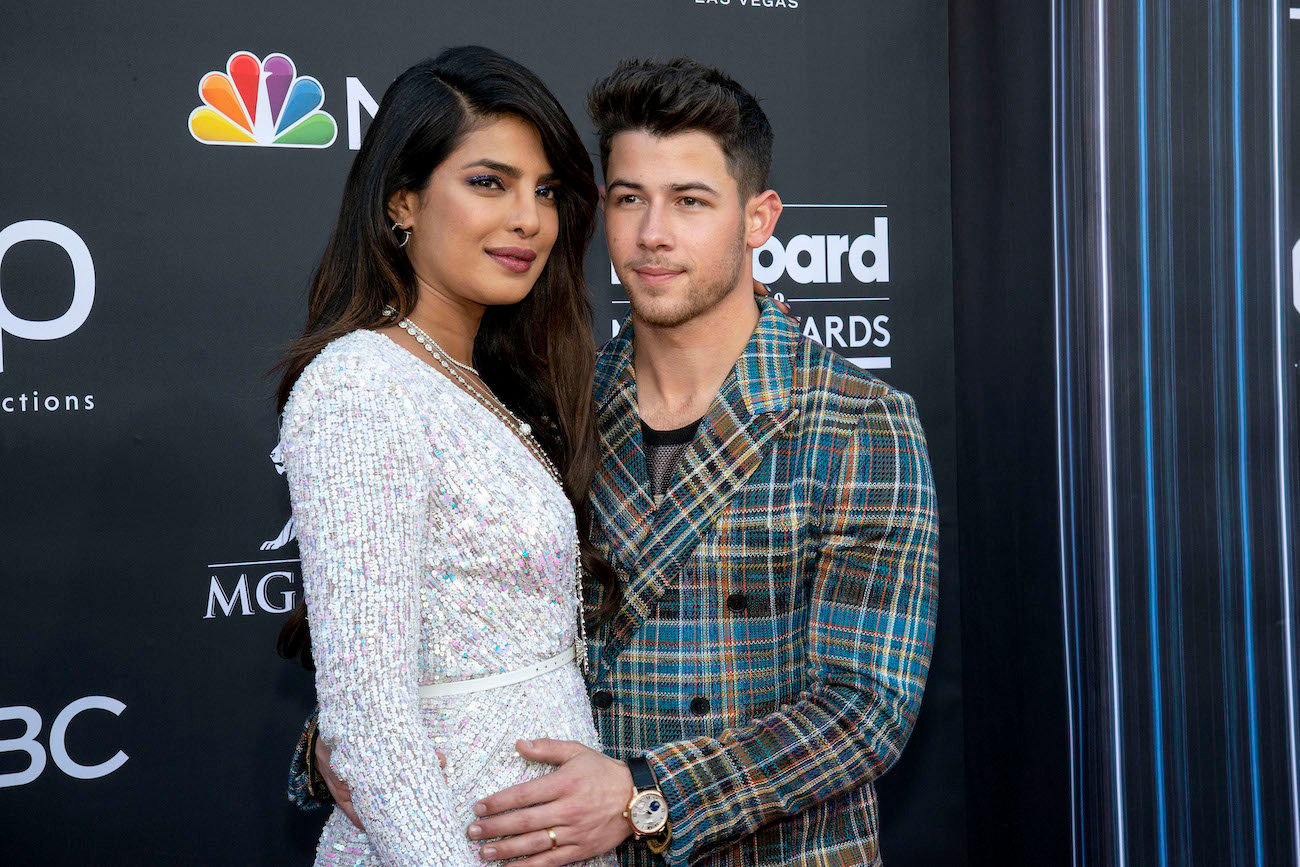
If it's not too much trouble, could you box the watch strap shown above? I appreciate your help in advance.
[626,755,671,850]
[627,755,659,792]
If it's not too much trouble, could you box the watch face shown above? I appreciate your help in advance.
[628,790,668,834]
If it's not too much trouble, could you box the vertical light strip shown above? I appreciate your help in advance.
[1230,2,1266,861]
[1154,10,1192,860]
[1272,1,1300,861]
[1208,9,1247,857]
[1136,1,1169,861]
[1096,0,1128,862]
[1052,1,1082,862]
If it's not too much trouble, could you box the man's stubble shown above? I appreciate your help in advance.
[625,218,747,330]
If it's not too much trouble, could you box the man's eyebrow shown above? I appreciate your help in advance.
[461,159,560,183]
[668,182,720,196]
[606,179,720,196]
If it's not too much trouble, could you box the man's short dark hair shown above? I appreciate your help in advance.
[587,57,774,199]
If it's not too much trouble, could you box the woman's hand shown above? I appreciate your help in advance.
[314,737,362,830]
[752,279,793,316]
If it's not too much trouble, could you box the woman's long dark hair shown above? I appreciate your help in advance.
[276,46,618,669]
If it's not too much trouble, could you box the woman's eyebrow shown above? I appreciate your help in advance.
[461,159,558,183]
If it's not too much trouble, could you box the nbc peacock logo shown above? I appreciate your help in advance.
[188,51,337,148]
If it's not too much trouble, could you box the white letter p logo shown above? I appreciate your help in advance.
[0,220,95,373]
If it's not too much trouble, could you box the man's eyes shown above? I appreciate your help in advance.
[614,194,708,207]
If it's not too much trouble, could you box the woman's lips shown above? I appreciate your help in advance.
[486,247,536,274]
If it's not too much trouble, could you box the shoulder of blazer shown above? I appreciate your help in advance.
[792,331,921,422]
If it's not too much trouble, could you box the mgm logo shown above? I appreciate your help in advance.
[203,441,300,619]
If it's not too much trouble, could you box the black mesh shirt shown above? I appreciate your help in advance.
[641,418,702,502]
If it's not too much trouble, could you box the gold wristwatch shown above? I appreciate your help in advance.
[623,756,671,854]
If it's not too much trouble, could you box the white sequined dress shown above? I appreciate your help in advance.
[281,330,614,867]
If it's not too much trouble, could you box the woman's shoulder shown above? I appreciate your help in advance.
[282,330,411,429]
[296,329,402,389]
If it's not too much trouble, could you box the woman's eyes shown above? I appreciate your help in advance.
[468,175,558,201]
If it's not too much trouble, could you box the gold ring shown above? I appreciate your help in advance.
[547,828,559,850]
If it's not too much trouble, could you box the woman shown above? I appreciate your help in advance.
[274,46,616,866]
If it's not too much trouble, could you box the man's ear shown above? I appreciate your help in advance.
[387,188,419,228]
[745,190,783,249]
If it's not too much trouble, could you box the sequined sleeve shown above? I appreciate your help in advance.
[282,353,476,866]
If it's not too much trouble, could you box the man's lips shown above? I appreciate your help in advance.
[632,265,684,285]
[486,247,537,274]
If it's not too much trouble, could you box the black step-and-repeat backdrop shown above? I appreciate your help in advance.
[0,2,961,864]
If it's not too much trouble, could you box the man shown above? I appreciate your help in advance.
[299,58,937,866]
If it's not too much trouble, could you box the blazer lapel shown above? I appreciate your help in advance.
[591,383,655,568]
[590,322,655,579]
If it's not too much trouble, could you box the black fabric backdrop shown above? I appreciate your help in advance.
[948,2,1072,864]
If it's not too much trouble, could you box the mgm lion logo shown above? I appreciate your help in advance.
[261,440,297,551]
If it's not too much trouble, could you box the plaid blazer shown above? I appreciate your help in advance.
[588,300,938,867]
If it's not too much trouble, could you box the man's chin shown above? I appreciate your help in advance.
[628,301,695,330]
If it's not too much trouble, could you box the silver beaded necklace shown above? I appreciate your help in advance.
[391,309,479,377]
[383,306,588,669]
[386,307,538,442]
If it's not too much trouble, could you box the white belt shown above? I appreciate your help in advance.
[417,646,576,698]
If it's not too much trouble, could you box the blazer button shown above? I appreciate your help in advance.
[689,696,710,715]
[726,592,748,612]
[592,690,614,709]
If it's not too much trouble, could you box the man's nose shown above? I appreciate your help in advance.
[637,203,672,250]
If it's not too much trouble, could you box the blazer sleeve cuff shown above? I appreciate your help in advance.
[643,740,756,865]
[287,707,332,811]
